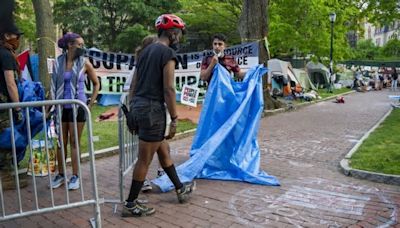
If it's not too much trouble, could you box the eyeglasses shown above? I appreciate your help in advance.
[213,42,224,46]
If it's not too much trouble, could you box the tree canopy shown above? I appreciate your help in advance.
[53,0,181,52]
[11,0,400,61]
[15,0,36,49]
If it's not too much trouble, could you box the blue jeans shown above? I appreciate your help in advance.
[392,79,398,90]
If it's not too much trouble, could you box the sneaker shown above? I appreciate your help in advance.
[50,174,65,189]
[157,168,165,177]
[68,175,80,190]
[141,179,152,192]
[121,200,155,217]
[176,181,195,204]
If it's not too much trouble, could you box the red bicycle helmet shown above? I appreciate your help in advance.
[155,14,185,30]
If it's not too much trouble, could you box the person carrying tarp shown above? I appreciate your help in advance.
[200,33,245,83]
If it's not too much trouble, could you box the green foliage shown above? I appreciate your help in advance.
[14,0,36,48]
[268,0,360,61]
[381,37,400,58]
[115,24,151,53]
[363,0,400,25]
[351,108,400,175]
[178,0,242,51]
[54,0,181,51]
[350,38,400,60]
[23,0,398,58]
[352,39,380,60]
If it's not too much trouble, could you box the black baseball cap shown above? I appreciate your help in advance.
[0,21,24,36]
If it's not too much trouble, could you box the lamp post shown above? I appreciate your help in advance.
[328,12,336,92]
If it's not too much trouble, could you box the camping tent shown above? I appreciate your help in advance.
[306,62,330,89]
[293,68,317,91]
[267,59,302,96]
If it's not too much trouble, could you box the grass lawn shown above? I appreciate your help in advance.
[350,108,400,175]
[20,104,197,169]
[81,105,198,153]
[278,87,353,105]
[317,87,352,99]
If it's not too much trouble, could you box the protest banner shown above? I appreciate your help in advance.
[48,42,260,95]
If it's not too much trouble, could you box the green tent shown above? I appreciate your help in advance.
[306,62,330,89]
[293,68,317,91]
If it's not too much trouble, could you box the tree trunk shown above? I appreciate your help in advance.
[32,0,56,93]
[239,0,281,110]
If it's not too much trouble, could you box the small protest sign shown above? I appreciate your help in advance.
[180,84,200,107]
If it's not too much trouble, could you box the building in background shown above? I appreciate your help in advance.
[364,21,400,46]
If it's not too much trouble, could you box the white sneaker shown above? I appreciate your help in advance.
[141,179,152,192]
[68,175,80,190]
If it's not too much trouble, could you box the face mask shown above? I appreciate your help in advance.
[74,47,85,59]
[6,37,19,50]
[213,50,223,58]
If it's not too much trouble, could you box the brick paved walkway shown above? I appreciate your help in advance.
[1,90,399,227]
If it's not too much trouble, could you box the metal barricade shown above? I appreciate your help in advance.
[117,93,138,204]
[0,99,101,227]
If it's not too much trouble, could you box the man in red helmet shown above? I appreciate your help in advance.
[200,33,245,83]
[123,14,194,217]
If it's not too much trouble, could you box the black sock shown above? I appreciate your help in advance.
[163,164,183,190]
[126,179,144,203]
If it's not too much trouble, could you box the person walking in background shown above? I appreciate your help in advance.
[373,69,382,90]
[123,14,194,217]
[391,67,398,91]
[50,32,100,190]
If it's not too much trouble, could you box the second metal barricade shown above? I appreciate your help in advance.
[0,99,101,227]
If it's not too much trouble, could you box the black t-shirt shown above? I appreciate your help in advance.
[134,43,177,102]
[0,47,18,101]
[392,71,398,80]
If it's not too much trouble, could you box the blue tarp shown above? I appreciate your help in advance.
[152,64,280,192]
[0,80,45,163]
[30,54,39,82]
[98,94,121,106]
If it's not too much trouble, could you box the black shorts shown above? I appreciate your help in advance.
[62,107,86,123]
[129,97,166,142]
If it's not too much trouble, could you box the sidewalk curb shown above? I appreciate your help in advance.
[339,107,400,186]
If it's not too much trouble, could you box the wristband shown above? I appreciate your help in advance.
[171,115,178,121]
